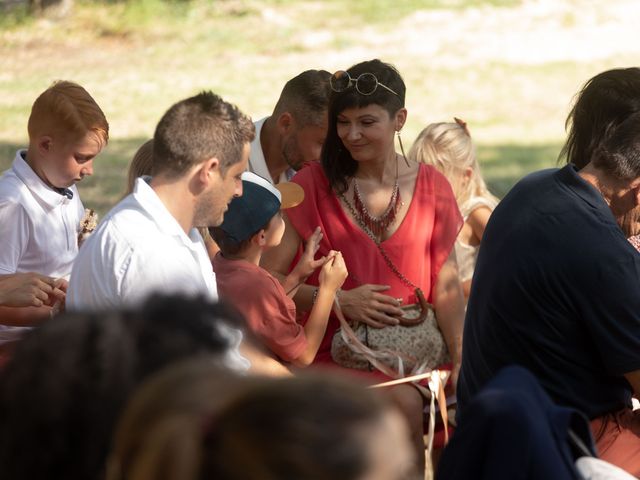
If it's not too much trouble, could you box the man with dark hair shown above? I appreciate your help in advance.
[250,69,330,184]
[458,103,640,475]
[67,91,255,309]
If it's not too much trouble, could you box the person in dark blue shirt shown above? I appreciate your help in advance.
[458,76,640,476]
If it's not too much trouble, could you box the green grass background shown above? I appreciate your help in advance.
[1,0,636,215]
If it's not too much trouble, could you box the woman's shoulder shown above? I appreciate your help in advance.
[292,162,328,188]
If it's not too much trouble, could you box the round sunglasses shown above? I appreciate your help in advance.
[330,71,399,97]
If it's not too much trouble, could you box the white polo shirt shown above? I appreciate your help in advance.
[0,150,84,343]
[248,117,293,184]
[67,176,218,311]
[0,150,84,277]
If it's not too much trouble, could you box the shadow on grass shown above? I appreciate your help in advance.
[1,138,565,217]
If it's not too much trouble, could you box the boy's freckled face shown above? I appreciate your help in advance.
[43,131,103,188]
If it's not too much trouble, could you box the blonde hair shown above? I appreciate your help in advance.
[126,139,154,195]
[28,80,109,146]
[408,120,497,207]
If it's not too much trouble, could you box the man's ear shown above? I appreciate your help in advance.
[199,157,221,185]
[633,184,640,207]
[276,112,294,135]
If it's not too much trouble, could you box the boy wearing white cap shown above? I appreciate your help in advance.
[211,172,347,368]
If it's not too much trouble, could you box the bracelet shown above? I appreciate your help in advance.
[311,287,319,306]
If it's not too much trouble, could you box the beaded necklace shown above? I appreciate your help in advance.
[350,155,401,240]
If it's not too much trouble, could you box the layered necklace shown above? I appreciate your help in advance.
[347,155,402,240]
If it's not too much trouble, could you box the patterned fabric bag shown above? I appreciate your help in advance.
[330,288,450,376]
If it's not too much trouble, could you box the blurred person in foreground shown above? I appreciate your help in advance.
[107,359,418,480]
[0,294,248,480]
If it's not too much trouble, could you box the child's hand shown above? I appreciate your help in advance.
[291,226,326,281]
[318,251,348,292]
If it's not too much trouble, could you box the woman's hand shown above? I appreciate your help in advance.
[338,284,405,328]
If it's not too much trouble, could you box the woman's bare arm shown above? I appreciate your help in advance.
[433,249,466,389]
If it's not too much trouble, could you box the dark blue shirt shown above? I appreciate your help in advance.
[458,165,640,419]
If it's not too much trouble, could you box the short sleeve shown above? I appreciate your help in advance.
[428,168,463,286]
[241,275,308,363]
[0,201,30,274]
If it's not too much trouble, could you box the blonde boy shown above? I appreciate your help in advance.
[0,81,108,332]
[211,172,347,367]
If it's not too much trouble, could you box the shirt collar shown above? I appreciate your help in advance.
[12,150,77,208]
[557,163,610,211]
[249,118,291,184]
[132,176,203,248]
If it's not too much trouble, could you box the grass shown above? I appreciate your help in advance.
[0,0,636,216]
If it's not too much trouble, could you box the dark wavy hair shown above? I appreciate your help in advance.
[0,294,242,480]
[322,59,406,194]
[560,67,640,169]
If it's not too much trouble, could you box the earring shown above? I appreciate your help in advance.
[396,130,410,167]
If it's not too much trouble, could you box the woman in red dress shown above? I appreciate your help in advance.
[263,59,465,472]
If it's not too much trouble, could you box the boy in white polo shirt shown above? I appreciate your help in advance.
[0,81,108,336]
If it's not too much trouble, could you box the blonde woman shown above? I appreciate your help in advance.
[408,119,498,299]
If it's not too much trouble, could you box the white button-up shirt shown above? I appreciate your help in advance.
[0,150,84,343]
[67,176,218,311]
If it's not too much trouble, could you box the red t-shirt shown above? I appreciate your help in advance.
[286,162,462,364]
[213,253,308,363]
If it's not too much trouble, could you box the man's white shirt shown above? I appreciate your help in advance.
[248,117,292,184]
[68,176,218,311]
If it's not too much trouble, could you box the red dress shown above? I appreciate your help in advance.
[287,162,462,365]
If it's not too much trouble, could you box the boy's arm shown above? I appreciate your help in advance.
[290,252,347,367]
[279,226,325,297]
[290,285,338,367]
[240,341,293,377]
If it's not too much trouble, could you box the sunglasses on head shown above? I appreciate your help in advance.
[330,70,399,97]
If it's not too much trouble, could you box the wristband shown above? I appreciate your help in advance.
[311,287,319,305]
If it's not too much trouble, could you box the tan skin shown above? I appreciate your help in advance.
[263,103,466,475]
[259,112,328,184]
[0,273,67,326]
